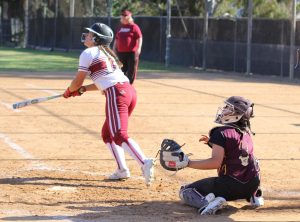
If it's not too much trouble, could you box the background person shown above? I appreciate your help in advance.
[63,22,154,186]
[113,9,142,84]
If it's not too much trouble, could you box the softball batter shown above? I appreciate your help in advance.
[63,23,154,186]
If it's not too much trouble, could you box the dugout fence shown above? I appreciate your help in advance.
[2,16,300,79]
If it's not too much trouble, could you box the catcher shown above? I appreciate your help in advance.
[160,96,263,215]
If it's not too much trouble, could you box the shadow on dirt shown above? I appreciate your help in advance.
[0,200,239,222]
[0,176,138,190]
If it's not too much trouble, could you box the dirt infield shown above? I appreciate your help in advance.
[0,71,299,222]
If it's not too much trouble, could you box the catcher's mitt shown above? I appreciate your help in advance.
[159,139,189,171]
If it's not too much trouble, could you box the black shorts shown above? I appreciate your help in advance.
[186,175,260,201]
[117,51,139,84]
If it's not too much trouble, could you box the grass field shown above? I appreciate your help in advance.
[0,47,190,73]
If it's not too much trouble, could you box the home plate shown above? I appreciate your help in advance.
[48,186,77,192]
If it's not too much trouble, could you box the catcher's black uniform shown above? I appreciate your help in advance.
[186,126,260,201]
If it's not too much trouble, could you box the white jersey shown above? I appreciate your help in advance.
[78,46,129,90]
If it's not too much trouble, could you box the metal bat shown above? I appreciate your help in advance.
[12,94,63,109]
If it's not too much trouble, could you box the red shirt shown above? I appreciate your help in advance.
[115,23,142,52]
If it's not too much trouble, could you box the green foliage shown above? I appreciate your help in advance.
[254,0,290,18]
[172,0,204,16]
[4,0,299,19]
[108,0,296,18]
[111,0,163,16]
[213,1,239,18]
[234,0,292,18]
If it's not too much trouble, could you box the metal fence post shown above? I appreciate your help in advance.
[42,2,47,47]
[280,20,284,77]
[107,0,112,26]
[69,0,75,51]
[202,0,209,71]
[246,0,253,75]
[91,0,94,17]
[0,2,3,45]
[23,0,29,48]
[233,18,237,72]
[165,0,171,67]
[160,15,163,63]
[0,21,1,46]
[53,0,58,50]
[289,0,296,80]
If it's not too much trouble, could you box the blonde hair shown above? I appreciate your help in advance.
[99,45,123,68]
[127,16,134,24]
[121,16,134,24]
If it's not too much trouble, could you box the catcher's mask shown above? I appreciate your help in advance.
[81,23,113,46]
[215,96,254,124]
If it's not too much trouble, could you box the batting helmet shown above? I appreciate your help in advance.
[85,23,113,46]
[215,96,254,124]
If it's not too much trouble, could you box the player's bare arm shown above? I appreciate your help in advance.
[136,37,143,55]
[187,144,224,170]
[67,71,99,93]
[83,84,98,91]
[68,71,87,92]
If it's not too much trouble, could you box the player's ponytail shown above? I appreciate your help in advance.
[100,45,123,68]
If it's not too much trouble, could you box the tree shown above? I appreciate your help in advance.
[233,0,291,18]
[126,0,295,18]
[111,0,162,16]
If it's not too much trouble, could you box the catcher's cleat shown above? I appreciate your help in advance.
[200,197,227,215]
[179,187,215,210]
[107,169,130,180]
[250,188,264,207]
[142,158,155,186]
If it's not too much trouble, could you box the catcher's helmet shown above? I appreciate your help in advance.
[85,23,113,46]
[215,96,254,124]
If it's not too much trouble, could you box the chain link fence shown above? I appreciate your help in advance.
[27,16,295,77]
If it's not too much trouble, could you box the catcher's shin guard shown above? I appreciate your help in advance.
[179,187,215,210]
[200,197,227,215]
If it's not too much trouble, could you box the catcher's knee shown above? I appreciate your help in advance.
[179,187,215,210]
[113,132,129,146]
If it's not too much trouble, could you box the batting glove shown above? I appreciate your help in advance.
[71,86,86,97]
[63,87,72,98]
[63,86,86,98]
